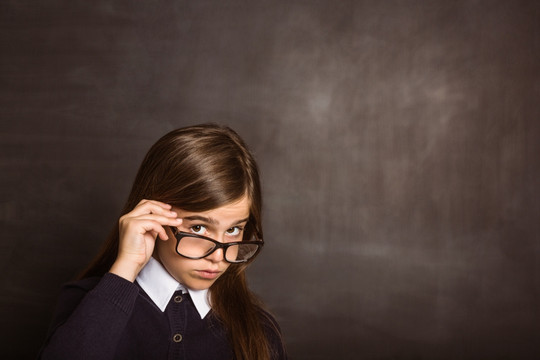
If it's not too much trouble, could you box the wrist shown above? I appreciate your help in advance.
[109,258,143,282]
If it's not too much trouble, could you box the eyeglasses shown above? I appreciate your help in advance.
[169,227,263,263]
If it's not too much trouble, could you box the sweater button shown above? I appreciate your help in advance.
[174,295,183,303]
[173,333,183,343]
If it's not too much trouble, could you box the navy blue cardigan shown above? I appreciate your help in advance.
[39,273,286,359]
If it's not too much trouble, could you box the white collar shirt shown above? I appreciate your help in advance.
[136,257,211,319]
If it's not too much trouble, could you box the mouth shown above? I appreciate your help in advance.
[195,270,222,280]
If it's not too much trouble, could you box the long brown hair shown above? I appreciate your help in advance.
[81,124,279,360]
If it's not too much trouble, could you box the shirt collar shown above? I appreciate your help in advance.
[135,257,211,319]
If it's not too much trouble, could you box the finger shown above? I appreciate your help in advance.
[127,201,177,218]
[134,200,174,215]
[135,220,170,240]
[148,229,163,241]
[126,214,183,227]
[137,199,172,209]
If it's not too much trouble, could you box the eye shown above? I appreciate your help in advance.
[190,225,207,235]
[226,226,242,237]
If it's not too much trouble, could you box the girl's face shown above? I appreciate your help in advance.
[155,195,251,290]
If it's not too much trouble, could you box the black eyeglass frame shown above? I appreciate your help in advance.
[169,227,264,264]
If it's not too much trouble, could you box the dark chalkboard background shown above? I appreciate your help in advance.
[1,1,539,359]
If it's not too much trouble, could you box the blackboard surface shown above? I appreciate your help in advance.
[1,1,539,359]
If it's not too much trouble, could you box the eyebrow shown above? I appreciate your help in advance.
[182,215,250,227]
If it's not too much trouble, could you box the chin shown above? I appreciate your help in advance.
[183,278,217,291]
[186,283,213,291]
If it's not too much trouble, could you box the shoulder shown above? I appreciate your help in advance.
[58,273,139,309]
[258,308,281,333]
[54,276,102,309]
[63,276,102,292]
[258,309,287,359]
[50,274,140,329]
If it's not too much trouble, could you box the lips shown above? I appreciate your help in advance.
[195,269,222,280]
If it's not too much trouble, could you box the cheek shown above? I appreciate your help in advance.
[155,236,175,263]
[156,242,191,282]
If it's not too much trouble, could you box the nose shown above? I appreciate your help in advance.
[206,247,225,263]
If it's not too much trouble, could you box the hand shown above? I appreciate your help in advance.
[109,199,182,282]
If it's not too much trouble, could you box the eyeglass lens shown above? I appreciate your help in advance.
[177,236,259,262]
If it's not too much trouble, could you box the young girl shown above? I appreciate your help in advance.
[39,124,286,360]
